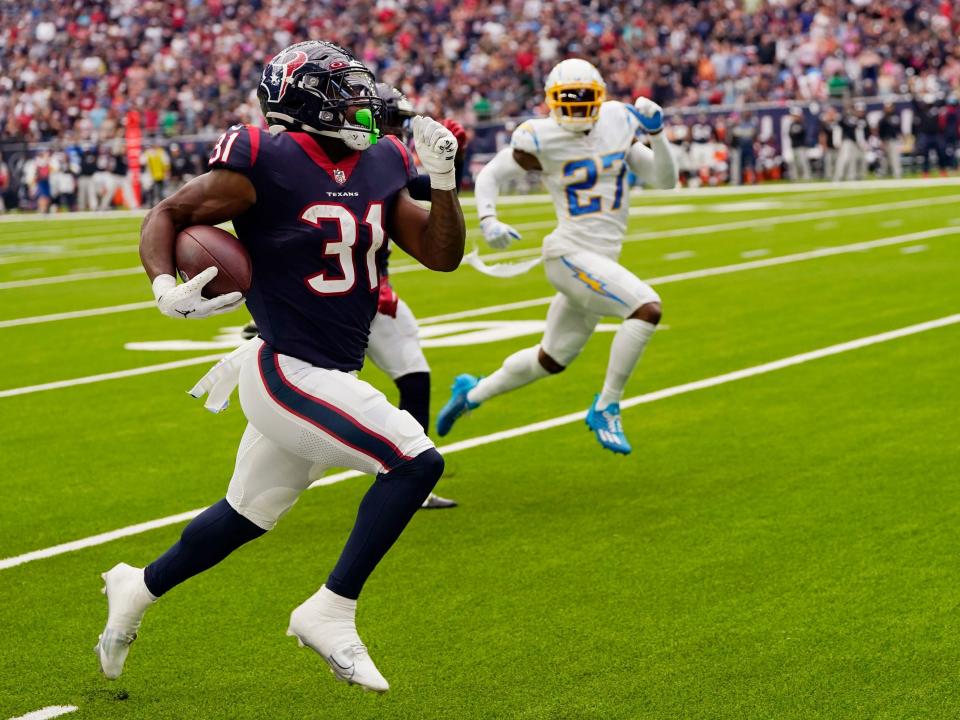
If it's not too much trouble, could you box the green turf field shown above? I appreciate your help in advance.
[1,180,959,719]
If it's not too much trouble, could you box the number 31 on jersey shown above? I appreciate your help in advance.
[299,203,385,295]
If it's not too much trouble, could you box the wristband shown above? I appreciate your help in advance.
[152,274,177,302]
[429,168,457,191]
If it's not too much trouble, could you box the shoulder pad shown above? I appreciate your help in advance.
[510,121,542,156]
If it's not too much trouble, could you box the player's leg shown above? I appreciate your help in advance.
[436,292,598,437]
[366,300,456,509]
[247,345,441,691]
[95,423,314,679]
[544,252,661,455]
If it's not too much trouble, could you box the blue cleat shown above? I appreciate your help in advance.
[585,394,632,455]
[436,374,480,437]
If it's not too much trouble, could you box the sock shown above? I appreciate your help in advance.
[597,319,657,408]
[395,371,430,432]
[326,448,444,599]
[467,346,550,405]
[143,498,266,597]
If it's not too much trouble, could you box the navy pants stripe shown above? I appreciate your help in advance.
[257,345,410,471]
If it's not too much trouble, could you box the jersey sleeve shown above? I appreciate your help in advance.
[510,121,542,157]
[207,124,261,175]
[406,174,432,202]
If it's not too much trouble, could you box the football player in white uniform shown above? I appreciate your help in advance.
[436,59,677,455]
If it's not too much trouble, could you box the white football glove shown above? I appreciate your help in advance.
[152,267,244,320]
[633,96,664,135]
[412,115,458,190]
[480,216,521,250]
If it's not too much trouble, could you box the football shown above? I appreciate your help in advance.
[175,225,252,298]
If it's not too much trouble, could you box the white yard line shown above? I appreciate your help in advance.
[4,193,959,293]
[0,312,956,572]
[6,707,78,720]
[2,224,955,335]
[0,301,155,329]
[0,209,147,223]
[620,192,960,246]
[0,267,143,290]
[416,226,960,325]
[0,244,136,266]
[0,230,133,247]
[0,354,225,399]
[456,177,960,206]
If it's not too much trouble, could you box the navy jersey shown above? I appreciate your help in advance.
[208,125,417,371]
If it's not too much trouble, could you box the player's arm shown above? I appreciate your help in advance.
[626,98,678,190]
[473,122,541,250]
[387,116,465,272]
[390,187,464,271]
[140,169,255,318]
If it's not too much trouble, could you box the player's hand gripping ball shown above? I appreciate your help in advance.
[633,97,664,135]
[153,267,245,319]
[412,115,458,190]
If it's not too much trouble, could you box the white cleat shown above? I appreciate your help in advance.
[287,586,390,693]
[94,563,156,680]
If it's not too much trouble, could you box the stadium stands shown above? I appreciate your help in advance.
[1,0,959,208]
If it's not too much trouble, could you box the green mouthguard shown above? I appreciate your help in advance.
[355,108,378,143]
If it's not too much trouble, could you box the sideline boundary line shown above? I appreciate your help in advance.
[1,312,957,572]
[2,177,959,224]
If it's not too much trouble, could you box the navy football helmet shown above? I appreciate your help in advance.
[258,41,383,150]
[375,83,415,139]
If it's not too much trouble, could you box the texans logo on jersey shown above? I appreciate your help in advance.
[261,50,308,103]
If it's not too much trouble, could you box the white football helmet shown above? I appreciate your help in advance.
[544,59,606,131]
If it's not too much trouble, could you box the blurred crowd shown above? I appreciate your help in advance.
[658,94,960,187]
[3,0,960,143]
[3,0,960,210]
[4,93,959,213]
[0,139,208,213]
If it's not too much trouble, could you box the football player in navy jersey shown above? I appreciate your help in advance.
[240,83,468,510]
[95,41,465,693]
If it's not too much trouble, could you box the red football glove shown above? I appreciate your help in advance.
[441,118,467,154]
[377,278,399,318]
